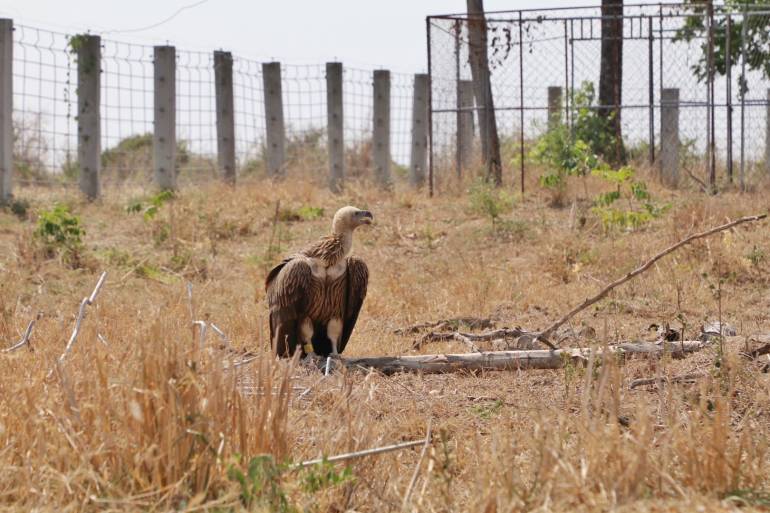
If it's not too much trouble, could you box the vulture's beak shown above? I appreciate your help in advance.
[359,211,373,225]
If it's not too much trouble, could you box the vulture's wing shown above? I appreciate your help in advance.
[338,256,369,354]
[266,256,313,357]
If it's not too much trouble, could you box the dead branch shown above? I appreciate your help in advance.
[414,327,527,352]
[343,341,707,375]
[743,339,770,360]
[536,214,767,348]
[2,312,42,353]
[54,271,107,369]
[683,165,710,193]
[629,372,705,390]
[402,419,433,510]
[293,437,429,470]
[395,317,495,335]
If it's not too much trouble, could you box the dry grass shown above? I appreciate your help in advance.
[1,171,770,512]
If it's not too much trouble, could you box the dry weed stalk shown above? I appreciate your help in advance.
[536,214,767,348]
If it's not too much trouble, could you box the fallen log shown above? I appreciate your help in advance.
[342,341,707,375]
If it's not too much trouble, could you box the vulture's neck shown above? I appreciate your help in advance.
[331,227,354,258]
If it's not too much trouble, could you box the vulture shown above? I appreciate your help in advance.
[266,206,372,358]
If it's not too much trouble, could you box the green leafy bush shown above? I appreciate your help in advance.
[34,204,85,263]
[590,166,670,231]
[468,178,514,225]
[227,455,294,512]
[278,205,325,222]
[126,190,175,221]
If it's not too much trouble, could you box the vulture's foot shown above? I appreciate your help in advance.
[301,351,324,369]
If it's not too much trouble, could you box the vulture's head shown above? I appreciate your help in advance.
[332,206,374,234]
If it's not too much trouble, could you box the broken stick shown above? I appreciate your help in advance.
[536,214,767,348]
[50,272,107,375]
[2,312,42,353]
[343,341,706,375]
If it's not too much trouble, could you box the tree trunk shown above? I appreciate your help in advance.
[599,0,625,164]
[466,0,502,185]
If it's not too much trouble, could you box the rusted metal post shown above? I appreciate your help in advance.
[454,20,462,179]
[707,0,716,191]
[648,16,655,165]
[563,20,570,131]
[426,16,434,196]
[0,19,12,202]
[740,6,747,191]
[518,11,525,195]
[725,15,733,182]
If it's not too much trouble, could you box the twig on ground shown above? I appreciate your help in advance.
[402,419,433,511]
[536,214,767,349]
[395,317,495,335]
[209,323,230,348]
[52,271,107,372]
[683,166,710,193]
[2,312,42,353]
[293,434,431,470]
[742,341,770,360]
[415,328,527,352]
[629,372,705,390]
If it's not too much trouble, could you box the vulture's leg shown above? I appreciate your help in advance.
[300,318,316,357]
[327,318,343,356]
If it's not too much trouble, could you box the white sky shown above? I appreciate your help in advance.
[0,0,663,73]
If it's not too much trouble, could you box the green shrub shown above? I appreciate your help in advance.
[227,455,294,512]
[34,204,85,262]
[590,165,670,231]
[468,178,514,225]
[1,198,30,220]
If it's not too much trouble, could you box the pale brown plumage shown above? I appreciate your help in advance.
[265,206,371,358]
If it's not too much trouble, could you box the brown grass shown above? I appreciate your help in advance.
[1,171,770,512]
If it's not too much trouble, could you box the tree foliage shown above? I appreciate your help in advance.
[674,1,770,95]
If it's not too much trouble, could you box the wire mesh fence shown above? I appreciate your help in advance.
[427,3,770,191]
[6,21,416,195]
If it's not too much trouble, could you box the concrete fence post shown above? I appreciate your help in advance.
[547,86,562,130]
[766,89,770,175]
[326,62,344,193]
[153,45,176,191]
[214,50,235,184]
[76,34,101,200]
[457,79,475,173]
[660,88,680,187]
[410,73,429,188]
[0,19,12,202]
[262,62,285,177]
[372,69,391,187]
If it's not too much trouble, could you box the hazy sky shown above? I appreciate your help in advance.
[0,0,663,72]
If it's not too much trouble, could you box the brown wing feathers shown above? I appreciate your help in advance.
[339,256,369,354]
[266,257,313,357]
